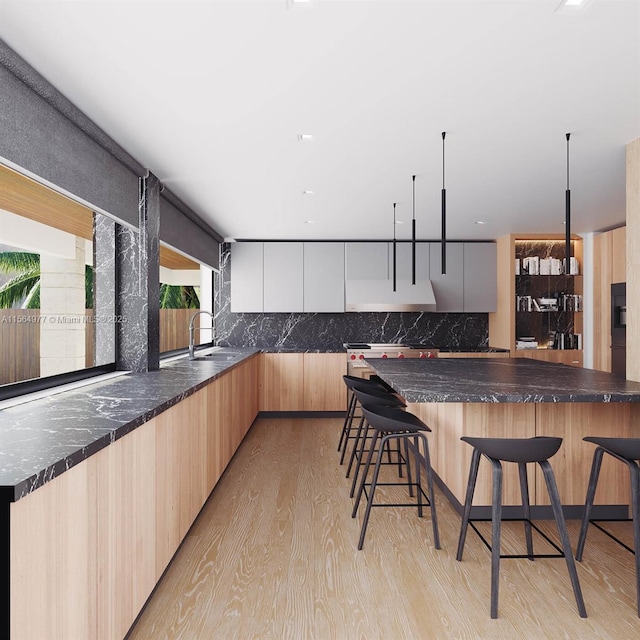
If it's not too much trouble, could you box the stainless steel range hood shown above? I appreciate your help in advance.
[345,278,437,312]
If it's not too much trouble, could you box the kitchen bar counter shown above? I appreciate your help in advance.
[0,348,259,501]
[5,348,261,640]
[366,357,640,516]
[367,357,640,403]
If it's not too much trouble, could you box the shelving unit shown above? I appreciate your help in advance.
[489,234,583,367]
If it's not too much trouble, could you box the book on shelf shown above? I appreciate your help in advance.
[562,257,580,275]
[551,332,582,350]
[516,295,533,311]
[539,257,562,275]
[522,256,539,275]
[516,338,538,350]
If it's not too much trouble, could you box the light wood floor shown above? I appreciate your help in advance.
[127,417,640,640]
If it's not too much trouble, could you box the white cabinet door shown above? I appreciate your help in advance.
[264,242,303,312]
[345,242,389,280]
[230,242,263,312]
[303,243,345,312]
[463,243,497,312]
[429,242,464,311]
[394,242,430,282]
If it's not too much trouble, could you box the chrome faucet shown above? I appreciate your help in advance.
[188,310,216,360]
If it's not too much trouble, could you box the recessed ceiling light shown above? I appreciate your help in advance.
[298,133,314,142]
[288,0,313,9]
[305,220,315,224]
[303,190,314,195]
[556,0,592,12]
[475,221,487,225]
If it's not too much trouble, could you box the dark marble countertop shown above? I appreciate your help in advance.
[0,348,259,501]
[437,346,510,353]
[257,347,345,353]
[367,357,640,403]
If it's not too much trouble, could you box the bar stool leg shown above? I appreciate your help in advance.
[625,459,640,617]
[394,437,404,479]
[539,460,587,618]
[403,435,415,498]
[356,432,391,551]
[489,458,503,619]
[338,390,357,459]
[418,432,441,549]
[576,447,605,561]
[349,421,371,496]
[352,429,380,518]
[518,462,534,560]
[456,448,482,561]
[346,416,366,480]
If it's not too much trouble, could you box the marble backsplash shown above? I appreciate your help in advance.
[213,245,489,351]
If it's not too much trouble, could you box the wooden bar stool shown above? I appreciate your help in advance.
[352,404,440,551]
[337,375,387,464]
[576,437,640,617]
[456,436,587,619]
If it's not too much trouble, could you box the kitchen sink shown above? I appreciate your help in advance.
[192,353,237,361]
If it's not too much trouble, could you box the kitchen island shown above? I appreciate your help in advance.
[366,357,640,517]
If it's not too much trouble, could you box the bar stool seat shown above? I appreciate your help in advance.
[347,385,406,496]
[576,437,640,617]
[337,375,387,463]
[456,436,587,619]
[351,404,440,551]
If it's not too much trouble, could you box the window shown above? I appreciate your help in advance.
[0,165,116,393]
[159,245,213,354]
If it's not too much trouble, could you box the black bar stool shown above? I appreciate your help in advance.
[337,375,387,464]
[347,385,406,497]
[352,404,440,551]
[456,436,587,619]
[576,437,640,617]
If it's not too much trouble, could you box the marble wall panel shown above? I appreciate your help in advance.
[116,174,160,371]
[93,212,116,366]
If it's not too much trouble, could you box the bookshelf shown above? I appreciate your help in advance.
[489,234,583,367]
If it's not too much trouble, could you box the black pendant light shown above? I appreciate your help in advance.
[393,202,397,292]
[441,131,447,275]
[412,175,416,285]
[565,133,571,274]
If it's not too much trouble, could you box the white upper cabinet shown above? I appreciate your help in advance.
[463,242,497,312]
[230,242,263,312]
[429,242,464,311]
[345,242,389,280]
[231,240,496,314]
[263,242,304,312]
[393,242,430,281]
[303,243,345,312]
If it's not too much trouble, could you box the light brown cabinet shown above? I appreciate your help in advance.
[302,353,346,411]
[593,226,626,372]
[259,352,346,412]
[10,356,260,640]
[259,353,305,411]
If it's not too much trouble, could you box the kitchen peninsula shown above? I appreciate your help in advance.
[1,349,260,640]
[367,357,640,517]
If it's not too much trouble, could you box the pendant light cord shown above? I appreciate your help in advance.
[565,132,571,273]
[412,175,416,285]
[393,202,397,292]
[441,131,447,275]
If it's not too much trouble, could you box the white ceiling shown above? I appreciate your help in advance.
[0,0,638,242]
